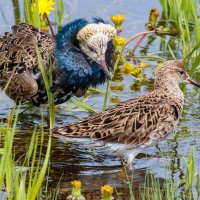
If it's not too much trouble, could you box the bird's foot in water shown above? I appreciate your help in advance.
[116,157,134,177]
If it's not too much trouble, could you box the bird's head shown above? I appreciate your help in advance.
[155,60,200,88]
[77,23,117,79]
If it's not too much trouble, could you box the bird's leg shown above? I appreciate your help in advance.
[123,160,133,169]
[116,157,133,179]
[119,157,133,170]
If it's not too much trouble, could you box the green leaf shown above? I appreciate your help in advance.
[69,97,96,113]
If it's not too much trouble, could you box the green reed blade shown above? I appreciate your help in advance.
[36,46,55,129]
[69,97,96,113]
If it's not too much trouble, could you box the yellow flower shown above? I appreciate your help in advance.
[130,67,143,78]
[120,63,135,75]
[101,185,114,200]
[67,180,85,199]
[71,180,81,188]
[111,15,125,27]
[101,185,113,194]
[32,0,55,16]
[113,36,126,48]
[149,8,159,24]
[146,8,159,30]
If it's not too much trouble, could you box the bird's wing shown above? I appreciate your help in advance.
[53,94,178,147]
[0,23,55,99]
[0,23,55,75]
[3,72,38,100]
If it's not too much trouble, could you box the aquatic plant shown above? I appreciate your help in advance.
[101,185,114,200]
[36,46,55,129]
[160,0,200,74]
[130,67,143,78]
[67,180,85,200]
[146,8,159,30]
[120,63,135,75]
[103,9,178,108]
[56,0,64,29]
[0,106,51,199]
[113,36,126,52]
[111,15,125,34]
[182,146,198,193]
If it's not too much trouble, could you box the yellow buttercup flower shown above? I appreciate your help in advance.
[149,8,159,25]
[32,0,55,16]
[111,15,125,27]
[130,67,143,78]
[113,36,126,48]
[120,63,135,75]
[38,0,55,16]
[101,185,114,200]
[67,180,85,200]
[101,185,113,194]
[112,37,126,59]
[146,8,159,30]
[71,180,81,188]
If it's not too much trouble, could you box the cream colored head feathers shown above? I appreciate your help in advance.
[77,23,117,42]
[77,23,116,78]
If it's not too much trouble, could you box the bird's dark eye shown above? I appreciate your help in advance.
[88,46,96,53]
[178,70,184,75]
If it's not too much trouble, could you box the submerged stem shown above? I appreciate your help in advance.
[103,50,123,109]
[129,33,148,55]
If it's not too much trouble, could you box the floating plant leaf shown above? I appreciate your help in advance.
[110,85,124,91]
[110,97,121,104]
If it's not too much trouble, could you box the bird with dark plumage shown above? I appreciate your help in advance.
[0,18,117,106]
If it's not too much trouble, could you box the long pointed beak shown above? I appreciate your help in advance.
[187,78,200,87]
[100,60,111,80]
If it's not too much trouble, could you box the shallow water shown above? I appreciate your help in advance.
[0,0,200,199]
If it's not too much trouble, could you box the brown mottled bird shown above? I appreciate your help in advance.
[53,60,200,165]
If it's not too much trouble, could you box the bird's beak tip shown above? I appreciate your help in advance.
[187,78,200,88]
[100,60,111,80]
